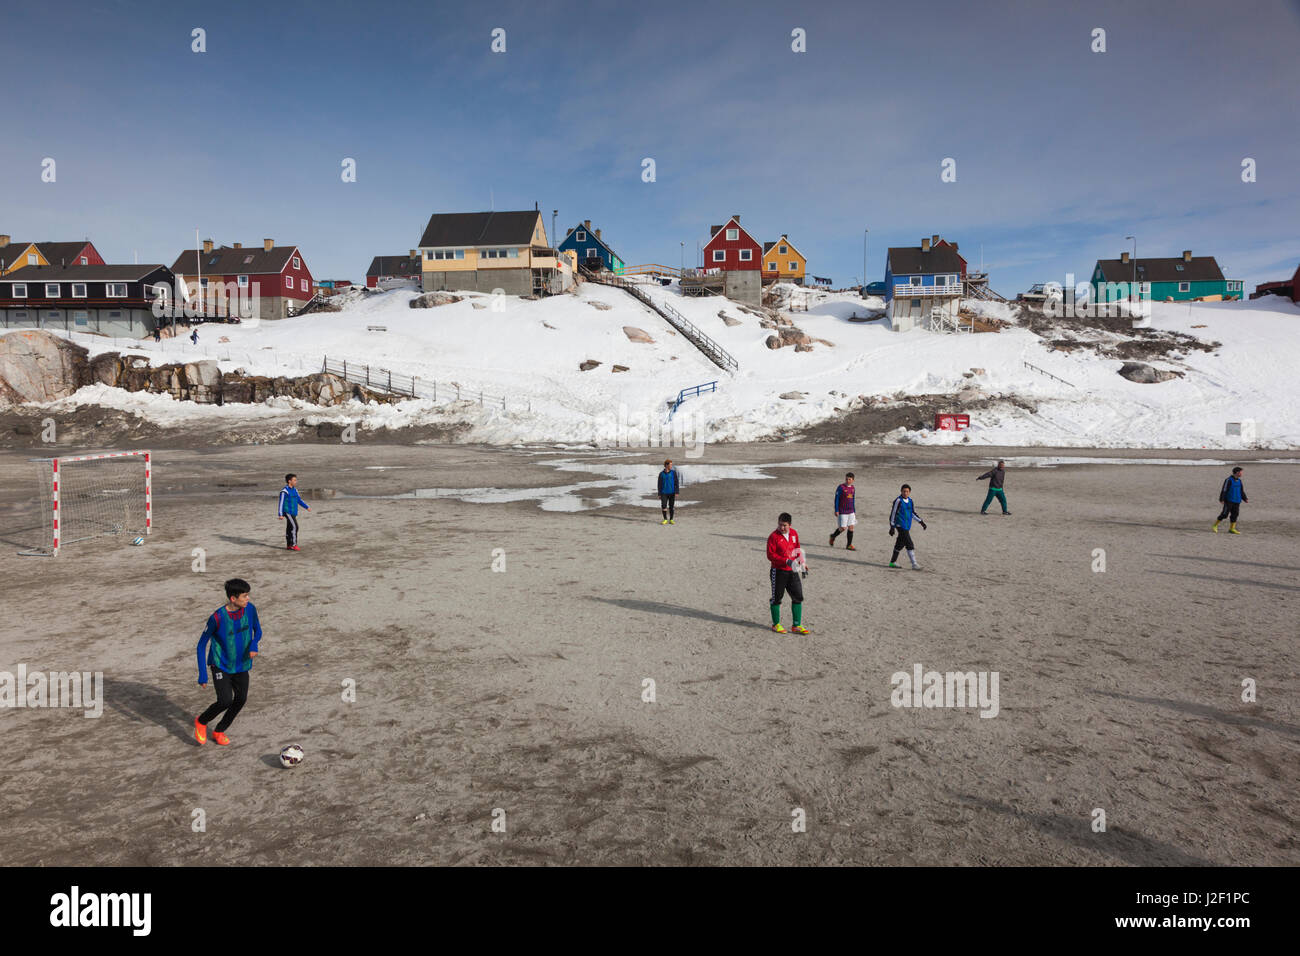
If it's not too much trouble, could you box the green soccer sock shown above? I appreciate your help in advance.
[793,603,802,626]
[770,604,781,625]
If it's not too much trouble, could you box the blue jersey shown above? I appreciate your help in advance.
[889,495,922,531]
[1220,475,1246,504]
[197,604,262,683]
[278,485,309,516]
[834,483,855,514]
[657,469,681,495]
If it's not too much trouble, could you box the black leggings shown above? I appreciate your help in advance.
[660,494,676,518]
[891,528,915,560]
[284,513,299,546]
[1216,502,1240,522]
[199,670,250,732]
[770,567,803,605]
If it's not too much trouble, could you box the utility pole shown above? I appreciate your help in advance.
[680,241,684,274]
[1125,234,1137,305]
[863,228,869,290]
[552,210,557,249]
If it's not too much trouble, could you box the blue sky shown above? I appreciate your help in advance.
[2,0,1298,295]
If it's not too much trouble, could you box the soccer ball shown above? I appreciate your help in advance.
[131,537,145,546]
[279,744,304,768]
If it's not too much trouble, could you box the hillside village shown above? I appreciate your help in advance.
[0,216,1297,450]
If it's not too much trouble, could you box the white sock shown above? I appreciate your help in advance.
[907,549,919,567]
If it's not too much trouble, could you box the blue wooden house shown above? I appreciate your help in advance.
[558,220,625,273]
[883,236,964,331]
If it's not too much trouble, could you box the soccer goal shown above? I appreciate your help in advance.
[18,450,152,556]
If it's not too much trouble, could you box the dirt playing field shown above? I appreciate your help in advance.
[0,442,1296,866]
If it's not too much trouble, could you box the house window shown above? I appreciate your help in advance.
[576,230,586,242]
[200,277,209,286]
[726,228,738,241]
[244,256,254,265]
[301,278,308,291]
[911,299,921,308]
[27,253,37,265]
[12,311,26,319]
[209,256,219,266]
[13,284,26,297]
[779,245,788,255]
[587,248,598,259]
[1227,281,1241,291]
[72,283,87,298]
[293,257,300,269]
[788,262,797,271]
[106,283,127,297]
[1179,282,1190,292]
[768,262,777,271]
[935,275,947,287]
[80,257,88,265]
[713,250,725,263]
[46,283,61,297]
[509,248,518,258]
[1175,264,1184,271]
[238,275,249,286]
[285,275,293,289]
[739,249,752,261]
[108,310,122,319]
[73,311,89,326]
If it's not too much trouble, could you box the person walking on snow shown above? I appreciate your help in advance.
[1213,466,1248,534]
[977,460,1011,515]
[766,512,809,634]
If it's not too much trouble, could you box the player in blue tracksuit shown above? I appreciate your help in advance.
[194,578,262,746]
[657,459,683,524]
[1213,466,1248,534]
[888,484,927,569]
[278,473,310,550]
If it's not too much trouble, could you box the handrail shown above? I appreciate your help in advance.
[1022,359,1077,388]
[669,380,718,419]
[322,356,524,409]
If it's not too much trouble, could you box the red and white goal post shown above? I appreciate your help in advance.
[18,450,152,556]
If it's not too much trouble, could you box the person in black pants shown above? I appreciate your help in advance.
[657,459,683,524]
[1213,466,1248,534]
[195,578,262,746]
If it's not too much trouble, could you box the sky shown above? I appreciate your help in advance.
[2,0,1298,296]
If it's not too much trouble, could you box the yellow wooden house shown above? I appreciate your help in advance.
[0,237,45,275]
[761,235,806,285]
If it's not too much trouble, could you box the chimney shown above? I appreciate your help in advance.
[1183,249,1192,262]
[233,242,242,249]
[921,237,931,252]
[595,229,601,240]
[264,238,274,252]
[1121,251,1130,264]
[0,235,9,248]
[950,242,958,253]
[932,234,940,246]
[584,220,591,230]
[202,238,214,254]
[409,249,417,259]
[732,215,741,224]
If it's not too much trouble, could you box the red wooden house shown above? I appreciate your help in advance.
[169,238,314,320]
[702,216,761,273]
[34,240,106,269]
[930,236,967,279]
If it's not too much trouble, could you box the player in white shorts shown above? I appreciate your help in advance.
[829,472,857,550]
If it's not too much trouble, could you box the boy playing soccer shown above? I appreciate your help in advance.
[1213,466,1248,533]
[888,484,927,569]
[195,578,262,746]
[278,473,309,550]
[976,460,1011,515]
[829,472,857,549]
[767,512,810,634]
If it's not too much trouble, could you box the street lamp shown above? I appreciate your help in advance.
[680,241,684,275]
[1125,235,1136,304]
[863,228,869,291]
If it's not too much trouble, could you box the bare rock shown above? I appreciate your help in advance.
[409,291,463,309]
[471,302,487,310]
[721,315,743,327]
[611,365,629,373]
[579,360,602,371]
[779,391,807,400]
[794,343,814,352]
[623,326,655,344]
[588,300,614,311]
[1118,361,1181,383]
[0,330,89,405]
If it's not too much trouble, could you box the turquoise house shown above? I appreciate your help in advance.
[1091,249,1243,302]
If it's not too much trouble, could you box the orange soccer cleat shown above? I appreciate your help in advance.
[212,731,231,746]
[194,717,207,745]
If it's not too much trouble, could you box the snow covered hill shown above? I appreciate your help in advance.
[17,281,1300,449]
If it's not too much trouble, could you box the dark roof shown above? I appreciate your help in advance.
[763,241,776,253]
[0,264,168,281]
[367,255,422,277]
[34,241,93,267]
[0,240,37,267]
[418,211,540,248]
[887,245,965,275]
[559,223,622,261]
[169,245,299,276]
[1094,256,1225,283]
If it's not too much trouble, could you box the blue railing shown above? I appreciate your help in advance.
[669,380,718,419]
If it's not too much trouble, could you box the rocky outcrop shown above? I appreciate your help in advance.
[622,326,655,343]
[0,330,89,404]
[0,330,400,408]
[1118,361,1182,384]
[409,291,462,308]
[579,359,602,371]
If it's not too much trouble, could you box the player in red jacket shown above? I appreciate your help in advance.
[766,512,809,634]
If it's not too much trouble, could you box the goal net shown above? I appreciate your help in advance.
[19,450,152,556]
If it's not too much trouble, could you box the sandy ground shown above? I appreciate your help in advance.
[0,442,1296,866]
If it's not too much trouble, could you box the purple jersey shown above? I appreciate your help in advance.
[835,483,855,514]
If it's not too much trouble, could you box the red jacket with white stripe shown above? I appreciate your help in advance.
[767,527,800,569]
